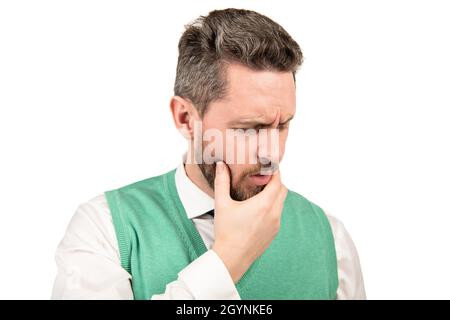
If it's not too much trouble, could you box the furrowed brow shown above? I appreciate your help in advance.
[230,114,294,127]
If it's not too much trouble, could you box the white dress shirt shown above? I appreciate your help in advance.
[52,163,366,300]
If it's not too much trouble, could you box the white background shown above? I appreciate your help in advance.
[1,0,449,299]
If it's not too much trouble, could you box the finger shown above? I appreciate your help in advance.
[214,161,231,203]
[252,168,282,202]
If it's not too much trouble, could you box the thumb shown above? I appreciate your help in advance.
[214,161,231,203]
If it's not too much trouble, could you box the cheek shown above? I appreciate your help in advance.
[226,164,248,184]
[202,127,229,161]
[278,131,289,159]
[225,164,238,183]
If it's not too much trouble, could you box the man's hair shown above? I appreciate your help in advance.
[174,8,303,116]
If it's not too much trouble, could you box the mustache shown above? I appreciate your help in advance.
[210,158,279,178]
[243,162,279,177]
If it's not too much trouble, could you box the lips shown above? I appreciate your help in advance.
[248,173,272,186]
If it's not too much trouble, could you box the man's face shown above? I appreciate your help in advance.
[197,63,296,201]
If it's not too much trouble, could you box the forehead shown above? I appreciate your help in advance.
[207,63,296,122]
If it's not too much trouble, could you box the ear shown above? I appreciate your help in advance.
[170,96,200,139]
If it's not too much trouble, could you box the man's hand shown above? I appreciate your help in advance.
[212,161,288,284]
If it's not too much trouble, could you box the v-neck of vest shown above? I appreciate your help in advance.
[164,169,209,260]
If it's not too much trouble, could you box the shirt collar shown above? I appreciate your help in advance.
[174,157,215,220]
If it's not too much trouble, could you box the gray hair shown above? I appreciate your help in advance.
[174,8,303,116]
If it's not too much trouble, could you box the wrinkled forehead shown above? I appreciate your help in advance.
[205,64,296,125]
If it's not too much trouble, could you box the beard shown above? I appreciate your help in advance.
[198,162,265,201]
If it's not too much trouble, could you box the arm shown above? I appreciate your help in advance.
[52,195,133,299]
[151,250,240,300]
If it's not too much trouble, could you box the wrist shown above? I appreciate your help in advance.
[212,243,252,284]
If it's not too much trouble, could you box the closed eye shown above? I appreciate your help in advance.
[230,116,294,131]
[231,122,290,131]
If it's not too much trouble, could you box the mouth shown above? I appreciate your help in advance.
[247,173,272,186]
[246,163,278,186]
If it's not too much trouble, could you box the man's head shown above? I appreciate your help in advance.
[170,8,303,200]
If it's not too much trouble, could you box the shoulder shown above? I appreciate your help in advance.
[286,189,350,240]
[58,194,118,258]
[106,170,175,195]
[286,189,328,219]
[72,194,113,231]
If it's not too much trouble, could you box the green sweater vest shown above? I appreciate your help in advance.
[104,169,338,300]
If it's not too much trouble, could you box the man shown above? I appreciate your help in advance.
[52,8,365,300]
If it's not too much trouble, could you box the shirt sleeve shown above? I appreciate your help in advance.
[325,212,367,300]
[51,195,134,299]
[151,250,241,300]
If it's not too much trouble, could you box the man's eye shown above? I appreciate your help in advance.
[231,125,288,131]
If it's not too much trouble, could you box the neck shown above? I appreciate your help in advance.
[184,145,214,199]
[184,150,215,198]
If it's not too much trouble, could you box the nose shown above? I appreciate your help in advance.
[257,128,280,174]
[258,156,279,175]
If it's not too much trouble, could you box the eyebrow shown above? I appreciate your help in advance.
[231,114,295,127]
